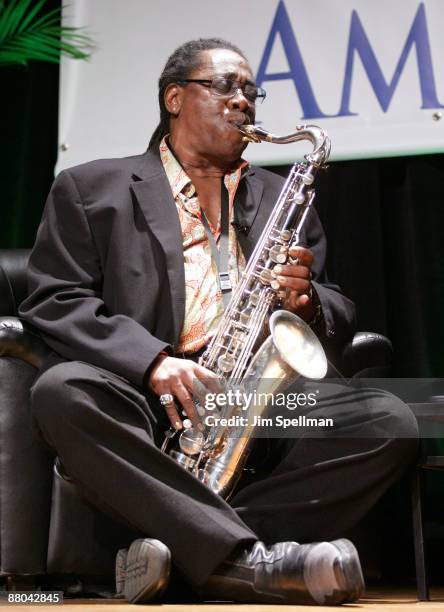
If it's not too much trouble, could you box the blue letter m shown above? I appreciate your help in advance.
[339,2,443,115]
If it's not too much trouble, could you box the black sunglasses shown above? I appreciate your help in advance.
[178,76,266,105]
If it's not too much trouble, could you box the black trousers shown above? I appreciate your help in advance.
[30,360,418,586]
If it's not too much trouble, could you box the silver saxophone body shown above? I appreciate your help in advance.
[162,124,331,499]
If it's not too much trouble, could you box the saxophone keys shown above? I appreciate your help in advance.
[269,245,287,264]
[248,289,261,306]
[259,269,273,285]
[280,230,292,242]
[232,329,244,342]
[196,404,206,417]
[240,307,253,324]
[178,428,205,456]
[271,280,280,291]
[294,193,305,205]
[271,264,286,289]
[217,354,235,372]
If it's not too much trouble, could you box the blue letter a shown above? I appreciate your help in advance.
[256,0,330,119]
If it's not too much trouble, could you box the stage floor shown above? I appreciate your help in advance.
[0,587,443,611]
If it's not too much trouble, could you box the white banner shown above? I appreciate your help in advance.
[57,0,444,171]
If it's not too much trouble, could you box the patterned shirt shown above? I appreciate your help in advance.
[159,137,247,354]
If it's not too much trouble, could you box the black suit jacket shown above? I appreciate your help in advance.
[19,150,356,388]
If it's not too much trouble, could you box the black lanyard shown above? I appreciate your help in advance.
[200,181,232,309]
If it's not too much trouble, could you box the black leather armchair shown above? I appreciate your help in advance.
[0,249,393,587]
[0,250,138,588]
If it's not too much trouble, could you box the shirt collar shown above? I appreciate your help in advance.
[159,136,249,199]
[159,137,194,199]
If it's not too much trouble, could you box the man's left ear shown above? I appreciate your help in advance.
[164,83,183,116]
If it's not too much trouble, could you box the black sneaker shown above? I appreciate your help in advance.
[203,538,364,605]
[115,538,171,604]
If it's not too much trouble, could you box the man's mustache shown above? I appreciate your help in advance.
[225,113,253,127]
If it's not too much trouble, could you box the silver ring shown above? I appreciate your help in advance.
[159,393,174,406]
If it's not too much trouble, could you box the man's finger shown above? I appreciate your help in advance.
[277,276,311,294]
[194,364,224,394]
[160,396,183,431]
[275,264,311,279]
[288,246,314,267]
[192,378,216,413]
[172,381,202,429]
[286,291,310,309]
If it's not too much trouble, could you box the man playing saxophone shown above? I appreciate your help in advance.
[20,38,418,605]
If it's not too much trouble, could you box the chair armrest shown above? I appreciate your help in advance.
[341,332,393,378]
[0,265,16,316]
[0,317,51,369]
[0,249,31,314]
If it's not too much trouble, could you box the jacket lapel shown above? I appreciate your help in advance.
[130,151,185,345]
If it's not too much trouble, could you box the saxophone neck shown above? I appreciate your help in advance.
[239,123,331,167]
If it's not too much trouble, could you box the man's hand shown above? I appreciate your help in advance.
[148,355,217,431]
[275,246,316,321]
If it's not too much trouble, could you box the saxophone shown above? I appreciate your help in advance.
[162,124,331,498]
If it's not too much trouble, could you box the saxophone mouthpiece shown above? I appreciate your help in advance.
[238,124,262,143]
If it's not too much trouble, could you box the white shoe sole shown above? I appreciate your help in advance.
[303,538,365,605]
[116,538,171,604]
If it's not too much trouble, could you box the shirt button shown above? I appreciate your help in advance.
[327,328,335,336]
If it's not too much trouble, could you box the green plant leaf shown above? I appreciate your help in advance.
[13,0,36,33]
[0,0,22,40]
[17,0,48,33]
[0,0,38,40]
[0,0,94,67]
